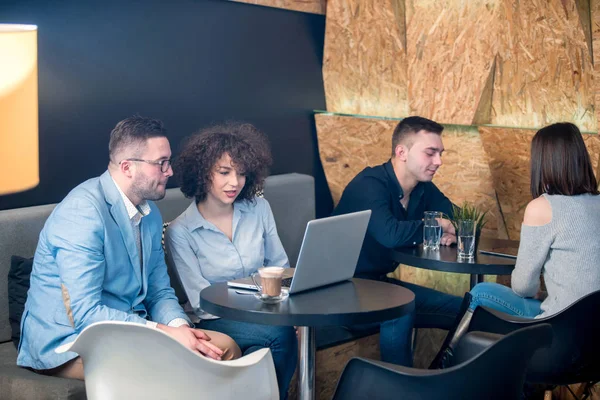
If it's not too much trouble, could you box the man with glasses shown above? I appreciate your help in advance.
[18,116,241,380]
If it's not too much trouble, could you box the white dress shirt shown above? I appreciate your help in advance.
[112,176,188,328]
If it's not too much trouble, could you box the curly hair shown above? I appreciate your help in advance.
[174,122,273,204]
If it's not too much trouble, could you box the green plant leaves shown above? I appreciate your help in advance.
[450,201,488,231]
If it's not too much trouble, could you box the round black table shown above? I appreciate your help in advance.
[200,278,415,400]
[391,237,518,289]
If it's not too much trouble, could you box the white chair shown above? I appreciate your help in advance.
[56,321,278,400]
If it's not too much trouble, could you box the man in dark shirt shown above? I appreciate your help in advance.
[333,116,462,366]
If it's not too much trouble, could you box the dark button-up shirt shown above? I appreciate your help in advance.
[333,160,453,279]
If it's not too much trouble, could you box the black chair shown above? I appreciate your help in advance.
[467,289,600,399]
[332,324,553,400]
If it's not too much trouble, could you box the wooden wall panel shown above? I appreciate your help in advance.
[576,1,593,60]
[491,0,596,132]
[405,0,503,125]
[228,0,326,15]
[592,0,600,130]
[479,126,600,240]
[478,127,531,240]
[322,0,409,118]
[322,0,595,131]
[398,266,500,297]
[315,114,391,204]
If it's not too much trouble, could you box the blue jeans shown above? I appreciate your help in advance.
[469,282,542,317]
[199,319,297,399]
[351,278,463,367]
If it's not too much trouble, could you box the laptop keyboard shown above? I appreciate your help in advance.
[282,277,293,288]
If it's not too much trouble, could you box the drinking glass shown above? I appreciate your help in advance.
[423,211,443,250]
[457,219,476,259]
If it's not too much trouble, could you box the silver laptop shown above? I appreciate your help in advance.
[227,210,371,294]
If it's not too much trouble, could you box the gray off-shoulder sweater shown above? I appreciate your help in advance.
[512,193,600,318]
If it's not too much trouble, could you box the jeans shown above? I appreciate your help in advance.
[351,277,463,367]
[469,282,542,317]
[199,318,297,400]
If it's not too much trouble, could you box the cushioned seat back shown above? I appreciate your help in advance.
[0,204,57,343]
[156,188,192,223]
[262,173,315,267]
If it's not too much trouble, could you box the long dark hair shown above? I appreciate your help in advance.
[530,122,599,198]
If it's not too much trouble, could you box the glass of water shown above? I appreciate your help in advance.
[423,211,443,250]
[457,219,476,259]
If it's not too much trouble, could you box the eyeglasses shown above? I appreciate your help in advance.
[121,158,171,173]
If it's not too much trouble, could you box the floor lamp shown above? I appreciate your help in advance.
[0,24,39,195]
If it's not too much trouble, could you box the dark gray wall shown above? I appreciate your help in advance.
[0,0,333,217]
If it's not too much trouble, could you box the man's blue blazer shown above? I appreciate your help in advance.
[17,171,189,370]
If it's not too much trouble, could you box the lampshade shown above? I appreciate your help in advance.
[0,24,39,195]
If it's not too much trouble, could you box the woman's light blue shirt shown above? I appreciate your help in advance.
[165,197,289,319]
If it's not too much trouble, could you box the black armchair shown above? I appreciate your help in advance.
[467,289,600,399]
[332,324,553,400]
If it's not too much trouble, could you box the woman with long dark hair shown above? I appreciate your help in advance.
[435,122,600,366]
[469,122,600,318]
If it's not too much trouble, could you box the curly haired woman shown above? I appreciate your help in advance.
[165,122,297,399]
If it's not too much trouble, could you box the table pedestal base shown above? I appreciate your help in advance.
[298,326,315,400]
[470,274,485,289]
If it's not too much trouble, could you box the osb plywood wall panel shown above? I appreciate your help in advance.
[430,125,508,239]
[228,0,326,14]
[405,0,503,125]
[479,126,600,239]
[478,127,532,240]
[491,0,596,132]
[323,0,596,131]
[592,0,600,130]
[322,0,409,118]
[398,266,499,297]
[315,114,391,204]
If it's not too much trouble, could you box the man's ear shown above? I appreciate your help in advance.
[394,144,408,161]
[119,160,135,178]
